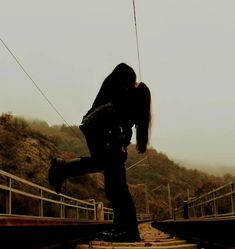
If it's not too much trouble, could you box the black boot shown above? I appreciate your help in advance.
[48,158,65,194]
[48,157,102,194]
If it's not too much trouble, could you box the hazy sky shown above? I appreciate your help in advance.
[1,0,235,168]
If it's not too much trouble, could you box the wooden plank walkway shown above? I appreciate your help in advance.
[77,222,198,249]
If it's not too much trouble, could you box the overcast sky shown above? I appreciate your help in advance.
[1,0,235,169]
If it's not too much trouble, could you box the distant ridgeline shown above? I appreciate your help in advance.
[0,112,231,220]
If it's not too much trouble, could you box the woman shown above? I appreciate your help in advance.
[48,63,151,242]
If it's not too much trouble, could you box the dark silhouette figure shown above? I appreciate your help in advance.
[48,63,151,242]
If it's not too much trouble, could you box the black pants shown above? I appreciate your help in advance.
[63,129,139,235]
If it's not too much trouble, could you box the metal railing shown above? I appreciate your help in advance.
[0,169,113,221]
[174,181,235,219]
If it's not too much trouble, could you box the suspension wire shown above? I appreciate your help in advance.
[132,0,142,82]
[132,1,153,169]
[126,156,147,171]
[0,38,82,140]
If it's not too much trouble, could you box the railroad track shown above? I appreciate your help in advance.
[77,222,198,249]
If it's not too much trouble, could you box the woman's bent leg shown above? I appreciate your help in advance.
[48,156,103,194]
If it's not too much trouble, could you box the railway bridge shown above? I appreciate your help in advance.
[0,169,235,249]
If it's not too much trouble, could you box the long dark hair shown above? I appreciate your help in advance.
[135,82,152,153]
[92,63,136,108]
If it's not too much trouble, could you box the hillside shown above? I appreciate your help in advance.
[176,160,235,178]
[0,113,230,220]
